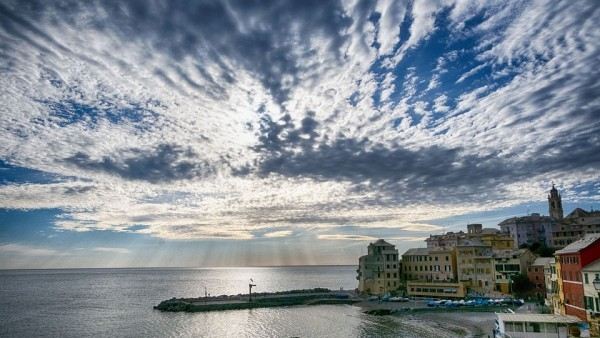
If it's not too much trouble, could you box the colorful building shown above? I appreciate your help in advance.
[456,242,495,295]
[401,247,456,282]
[582,258,600,336]
[499,213,555,248]
[552,208,600,248]
[528,257,554,297]
[555,234,600,321]
[357,239,402,295]
[493,248,536,294]
[406,280,466,298]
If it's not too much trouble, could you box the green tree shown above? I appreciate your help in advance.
[511,273,534,296]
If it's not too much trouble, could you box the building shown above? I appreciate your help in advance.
[357,239,401,295]
[456,242,495,295]
[495,313,582,338]
[543,258,560,310]
[548,184,564,220]
[552,208,600,247]
[555,234,600,321]
[493,248,536,294]
[406,280,466,298]
[528,257,554,297]
[582,258,600,336]
[401,247,456,282]
[426,223,514,250]
[499,213,555,248]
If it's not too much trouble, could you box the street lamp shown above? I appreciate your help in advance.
[249,278,256,302]
[593,277,600,293]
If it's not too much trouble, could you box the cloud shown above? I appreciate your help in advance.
[0,243,65,256]
[263,230,293,238]
[318,234,377,241]
[65,143,215,183]
[92,247,131,254]
[0,0,598,248]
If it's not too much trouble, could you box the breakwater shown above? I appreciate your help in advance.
[154,288,360,312]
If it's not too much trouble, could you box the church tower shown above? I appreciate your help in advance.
[548,184,563,220]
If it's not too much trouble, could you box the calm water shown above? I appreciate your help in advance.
[0,266,457,337]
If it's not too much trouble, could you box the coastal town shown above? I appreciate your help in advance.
[357,185,600,337]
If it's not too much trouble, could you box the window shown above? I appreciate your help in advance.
[586,296,594,310]
[544,323,558,333]
[585,273,589,284]
[526,322,541,333]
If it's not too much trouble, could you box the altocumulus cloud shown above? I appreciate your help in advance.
[0,0,599,243]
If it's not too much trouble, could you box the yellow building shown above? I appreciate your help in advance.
[555,257,565,315]
[456,242,496,295]
[406,280,467,298]
[493,249,536,294]
[425,223,514,250]
[402,247,457,282]
[357,239,401,295]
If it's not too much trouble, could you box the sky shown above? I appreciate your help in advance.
[0,0,599,269]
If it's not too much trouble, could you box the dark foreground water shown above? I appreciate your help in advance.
[0,266,464,337]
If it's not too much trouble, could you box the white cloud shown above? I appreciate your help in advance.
[0,243,65,256]
[0,0,598,249]
[263,230,293,238]
[92,247,131,254]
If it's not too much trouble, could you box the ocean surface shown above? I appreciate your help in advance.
[0,266,459,337]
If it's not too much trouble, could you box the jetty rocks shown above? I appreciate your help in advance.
[154,288,360,313]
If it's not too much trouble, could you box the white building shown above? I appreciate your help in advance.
[583,258,600,336]
[495,313,582,338]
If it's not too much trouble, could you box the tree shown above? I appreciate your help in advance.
[511,273,534,296]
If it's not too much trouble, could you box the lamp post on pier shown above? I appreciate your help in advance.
[249,278,256,302]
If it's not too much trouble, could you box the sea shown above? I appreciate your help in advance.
[0,266,461,337]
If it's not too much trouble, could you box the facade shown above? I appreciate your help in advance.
[495,313,581,338]
[528,257,554,297]
[425,224,513,250]
[455,242,495,295]
[499,185,600,249]
[401,247,456,282]
[406,280,466,298]
[499,213,555,248]
[555,234,600,321]
[357,239,401,295]
[543,258,560,310]
[552,208,600,248]
[582,258,600,336]
[493,249,536,294]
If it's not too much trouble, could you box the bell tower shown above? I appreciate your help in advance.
[548,184,563,220]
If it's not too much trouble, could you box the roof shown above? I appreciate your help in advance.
[498,214,554,225]
[532,257,554,266]
[497,313,581,324]
[493,249,530,259]
[402,247,429,255]
[555,233,600,255]
[566,208,600,219]
[372,239,394,246]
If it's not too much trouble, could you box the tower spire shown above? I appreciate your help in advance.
[548,184,563,220]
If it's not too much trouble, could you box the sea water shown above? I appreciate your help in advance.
[0,266,461,337]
